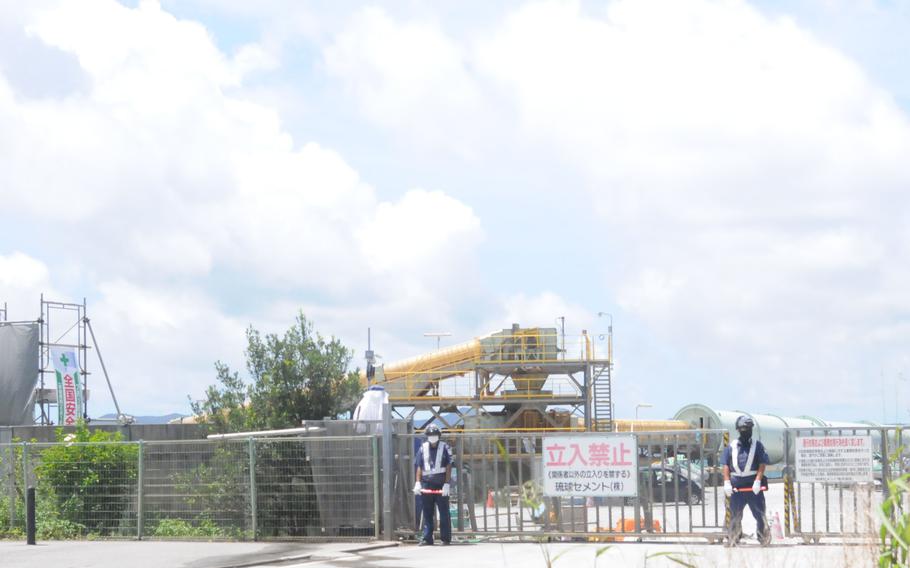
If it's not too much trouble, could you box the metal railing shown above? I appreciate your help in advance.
[393,430,729,542]
[782,426,907,543]
[1,436,378,540]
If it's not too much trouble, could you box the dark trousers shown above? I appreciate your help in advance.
[421,492,451,544]
[729,490,767,540]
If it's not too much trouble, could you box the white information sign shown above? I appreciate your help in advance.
[543,435,638,497]
[795,435,873,483]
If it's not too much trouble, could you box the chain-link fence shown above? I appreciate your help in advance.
[1,436,377,540]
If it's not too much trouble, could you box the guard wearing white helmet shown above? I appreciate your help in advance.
[413,424,453,546]
[723,415,770,546]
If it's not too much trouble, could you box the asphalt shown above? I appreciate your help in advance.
[0,538,878,568]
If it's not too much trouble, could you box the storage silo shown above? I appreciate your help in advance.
[673,404,827,465]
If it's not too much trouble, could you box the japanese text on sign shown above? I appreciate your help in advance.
[795,435,873,484]
[543,435,638,497]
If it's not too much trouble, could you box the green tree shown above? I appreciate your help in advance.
[191,312,362,433]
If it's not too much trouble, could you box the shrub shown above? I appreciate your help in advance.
[34,424,138,537]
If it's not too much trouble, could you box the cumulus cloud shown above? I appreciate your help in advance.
[0,0,485,415]
[0,253,57,321]
[322,0,910,417]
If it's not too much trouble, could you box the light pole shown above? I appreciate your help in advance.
[633,403,653,433]
[423,332,451,351]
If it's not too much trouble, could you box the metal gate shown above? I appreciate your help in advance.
[782,426,906,543]
[392,430,729,541]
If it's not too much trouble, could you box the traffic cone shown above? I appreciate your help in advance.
[486,490,495,508]
[772,512,783,540]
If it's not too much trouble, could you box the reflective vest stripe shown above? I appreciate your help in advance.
[730,439,757,477]
[422,441,448,475]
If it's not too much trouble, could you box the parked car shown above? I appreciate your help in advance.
[641,465,704,505]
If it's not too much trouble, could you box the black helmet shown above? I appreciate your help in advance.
[735,415,754,432]
[425,424,441,437]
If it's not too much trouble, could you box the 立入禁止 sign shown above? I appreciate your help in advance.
[795,435,873,484]
[542,435,638,497]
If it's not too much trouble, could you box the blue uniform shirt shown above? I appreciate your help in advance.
[722,438,769,488]
[415,442,453,489]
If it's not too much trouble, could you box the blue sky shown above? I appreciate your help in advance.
[2,0,910,424]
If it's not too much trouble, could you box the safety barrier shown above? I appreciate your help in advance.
[0,436,378,540]
[782,426,905,543]
[392,430,730,542]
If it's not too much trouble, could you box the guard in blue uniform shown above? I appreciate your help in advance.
[723,415,770,546]
[413,424,453,546]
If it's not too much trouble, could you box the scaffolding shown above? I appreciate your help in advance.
[6,295,131,426]
[36,295,91,425]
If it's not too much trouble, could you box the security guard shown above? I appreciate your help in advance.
[413,424,453,546]
[723,415,770,545]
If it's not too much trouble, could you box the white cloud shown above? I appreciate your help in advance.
[322,0,910,416]
[0,0,486,415]
[0,0,482,291]
[323,7,480,128]
[0,252,57,321]
[88,280,249,414]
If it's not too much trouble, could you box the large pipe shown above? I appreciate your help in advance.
[673,404,878,465]
[206,426,325,439]
[612,419,689,432]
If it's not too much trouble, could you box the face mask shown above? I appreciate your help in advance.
[739,429,752,441]
[428,436,440,444]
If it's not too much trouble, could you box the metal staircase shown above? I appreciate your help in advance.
[592,362,613,432]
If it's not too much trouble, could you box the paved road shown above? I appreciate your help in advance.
[0,539,877,568]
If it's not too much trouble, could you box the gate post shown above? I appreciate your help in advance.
[372,435,380,539]
[783,430,790,536]
[137,440,144,539]
[881,429,891,500]
[381,401,393,541]
[248,437,258,541]
[722,432,730,532]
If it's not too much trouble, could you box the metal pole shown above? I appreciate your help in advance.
[137,440,144,539]
[372,435,380,539]
[26,487,35,545]
[84,317,124,420]
[21,443,29,505]
[584,365,592,432]
[81,298,88,419]
[7,445,15,530]
[381,402,393,540]
[249,437,258,540]
[558,316,565,360]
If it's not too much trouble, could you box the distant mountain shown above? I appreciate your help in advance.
[97,413,187,424]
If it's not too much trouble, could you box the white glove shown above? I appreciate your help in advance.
[752,479,761,495]
[413,481,422,496]
[442,483,450,497]
[723,480,733,497]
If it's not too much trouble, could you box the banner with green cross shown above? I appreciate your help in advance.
[51,348,83,426]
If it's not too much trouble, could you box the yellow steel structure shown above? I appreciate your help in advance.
[361,326,607,401]
[367,337,482,399]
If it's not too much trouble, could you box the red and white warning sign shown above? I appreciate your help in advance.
[795,435,873,484]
